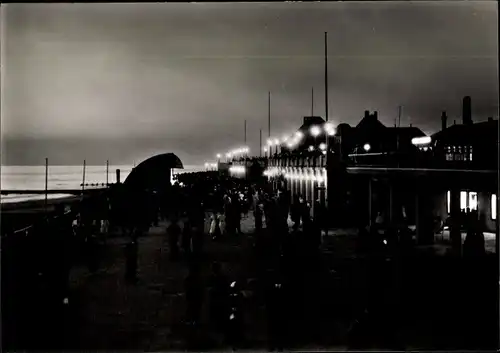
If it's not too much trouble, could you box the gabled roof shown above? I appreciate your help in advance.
[297,116,325,132]
[431,119,498,145]
[355,113,386,130]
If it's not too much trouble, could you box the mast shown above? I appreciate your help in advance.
[81,159,86,201]
[324,32,329,123]
[259,129,262,157]
[268,91,271,156]
[311,86,314,116]
[397,106,402,167]
[44,158,48,214]
[324,31,329,210]
[398,105,402,128]
[106,160,109,187]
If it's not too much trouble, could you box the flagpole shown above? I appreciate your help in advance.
[259,129,262,157]
[106,160,109,187]
[44,158,48,214]
[311,87,314,116]
[82,159,86,193]
[268,91,271,156]
[324,31,329,210]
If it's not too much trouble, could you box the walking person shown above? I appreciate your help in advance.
[290,196,301,231]
[209,212,221,241]
[182,218,193,258]
[234,196,242,235]
[208,262,230,332]
[167,216,182,261]
[254,202,263,232]
[224,194,233,236]
[191,222,205,264]
[184,263,204,325]
[265,271,287,351]
[125,228,140,284]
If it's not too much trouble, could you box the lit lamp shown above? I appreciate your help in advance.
[324,122,336,136]
[310,125,321,137]
[273,138,280,155]
[310,125,321,152]
[319,143,327,151]
[267,138,273,156]
[291,131,304,150]
[308,145,314,152]
[363,143,371,152]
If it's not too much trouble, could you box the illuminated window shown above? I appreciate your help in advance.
[460,191,467,210]
[448,190,478,213]
[468,192,477,211]
[492,194,497,220]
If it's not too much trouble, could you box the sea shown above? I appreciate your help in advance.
[0,165,205,204]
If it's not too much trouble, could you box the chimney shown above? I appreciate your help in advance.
[488,117,493,122]
[462,96,472,125]
[409,123,412,127]
[364,110,370,119]
[373,111,378,120]
[441,111,448,131]
[453,120,456,125]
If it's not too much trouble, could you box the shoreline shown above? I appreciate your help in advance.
[1,195,88,236]
[1,195,82,213]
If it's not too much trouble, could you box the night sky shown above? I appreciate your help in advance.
[1,2,498,166]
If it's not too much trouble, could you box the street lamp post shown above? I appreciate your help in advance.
[273,138,280,155]
[310,125,321,150]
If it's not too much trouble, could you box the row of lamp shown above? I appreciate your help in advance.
[214,146,250,163]
[204,162,218,171]
[262,122,337,156]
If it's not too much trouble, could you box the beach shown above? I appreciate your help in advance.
[0,164,205,235]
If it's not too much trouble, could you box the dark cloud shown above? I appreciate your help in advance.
[2,2,497,165]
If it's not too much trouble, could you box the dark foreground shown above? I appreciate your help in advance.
[2,212,497,351]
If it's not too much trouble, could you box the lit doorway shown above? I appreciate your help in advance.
[447,190,478,213]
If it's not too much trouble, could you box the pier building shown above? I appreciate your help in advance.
[228,96,498,250]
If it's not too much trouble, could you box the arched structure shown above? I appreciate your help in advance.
[124,153,183,192]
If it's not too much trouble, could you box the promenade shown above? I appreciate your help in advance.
[62,214,271,350]
[7,209,497,351]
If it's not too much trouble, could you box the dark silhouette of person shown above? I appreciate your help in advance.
[184,264,204,325]
[254,202,263,232]
[234,196,242,235]
[463,215,485,258]
[207,262,230,331]
[167,217,181,261]
[265,272,287,351]
[125,230,139,284]
[182,219,193,258]
[191,221,205,264]
[290,196,301,230]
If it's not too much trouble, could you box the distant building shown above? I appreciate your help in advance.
[429,97,498,231]
[431,116,498,170]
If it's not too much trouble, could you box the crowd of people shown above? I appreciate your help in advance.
[3,170,493,351]
[155,172,332,350]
